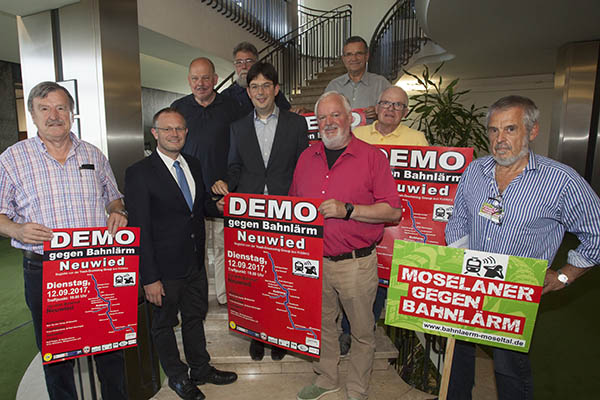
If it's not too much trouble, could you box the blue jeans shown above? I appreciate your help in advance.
[341,285,387,334]
[23,256,128,400]
[447,340,533,400]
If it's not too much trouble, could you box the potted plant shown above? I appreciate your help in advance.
[404,64,489,156]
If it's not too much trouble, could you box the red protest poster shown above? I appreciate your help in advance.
[224,194,324,358]
[41,227,140,364]
[302,108,367,143]
[375,146,474,287]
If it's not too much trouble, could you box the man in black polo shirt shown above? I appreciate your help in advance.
[220,42,291,116]
[171,57,241,306]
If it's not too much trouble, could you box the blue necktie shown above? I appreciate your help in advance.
[173,160,193,211]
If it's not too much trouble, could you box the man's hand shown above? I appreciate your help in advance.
[319,199,347,219]
[107,212,127,236]
[105,199,127,235]
[290,106,309,115]
[216,197,225,213]
[144,281,165,306]
[364,106,377,120]
[14,222,54,244]
[212,180,229,196]
[542,264,589,295]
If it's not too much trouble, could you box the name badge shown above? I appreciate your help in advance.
[478,199,503,224]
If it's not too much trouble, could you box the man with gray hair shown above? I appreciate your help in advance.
[221,41,291,116]
[291,91,402,400]
[445,95,600,399]
[0,81,128,399]
[324,36,391,123]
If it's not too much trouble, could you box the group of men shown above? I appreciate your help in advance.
[1,32,599,400]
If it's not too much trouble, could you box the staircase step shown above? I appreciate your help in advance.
[294,86,326,96]
[152,361,433,400]
[204,323,397,375]
[290,94,321,104]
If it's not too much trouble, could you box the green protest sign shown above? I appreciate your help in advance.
[385,240,547,352]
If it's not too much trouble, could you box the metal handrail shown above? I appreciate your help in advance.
[368,0,427,82]
[215,4,352,99]
[200,0,290,43]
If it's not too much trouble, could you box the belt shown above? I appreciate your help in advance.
[22,250,44,263]
[325,243,376,262]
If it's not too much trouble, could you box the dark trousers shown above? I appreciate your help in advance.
[23,256,127,400]
[151,264,211,380]
[447,340,533,400]
[341,285,387,334]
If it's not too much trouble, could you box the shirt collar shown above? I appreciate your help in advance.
[313,133,360,157]
[34,132,80,155]
[341,71,370,86]
[373,122,402,137]
[254,105,279,122]
[156,147,187,170]
[482,150,537,177]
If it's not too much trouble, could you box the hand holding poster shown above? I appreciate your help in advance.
[376,146,474,286]
[42,227,139,364]
[224,194,324,358]
[385,240,547,352]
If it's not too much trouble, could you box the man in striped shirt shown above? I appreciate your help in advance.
[445,95,600,400]
[0,81,128,400]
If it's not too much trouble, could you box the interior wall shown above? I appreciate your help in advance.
[0,61,19,154]
[300,0,396,47]
[404,73,555,157]
[141,87,184,153]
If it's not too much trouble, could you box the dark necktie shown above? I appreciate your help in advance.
[173,160,193,210]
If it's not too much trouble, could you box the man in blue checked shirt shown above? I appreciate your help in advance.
[445,95,600,400]
[0,81,128,400]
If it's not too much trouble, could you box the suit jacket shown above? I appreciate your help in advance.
[124,152,219,285]
[227,109,309,196]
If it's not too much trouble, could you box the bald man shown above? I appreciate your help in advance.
[171,57,242,306]
[343,86,428,356]
[354,86,428,146]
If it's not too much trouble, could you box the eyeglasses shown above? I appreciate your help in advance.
[249,82,274,92]
[378,100,407,111]
[154,127,186,133]
[233,58,256,67]
[342,51,367,58]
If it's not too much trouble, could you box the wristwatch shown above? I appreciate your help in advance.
[115,209,128,218]
[343,203,354,220]
[556,269,569,286]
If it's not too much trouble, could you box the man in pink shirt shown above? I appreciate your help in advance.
[291,92,402,400]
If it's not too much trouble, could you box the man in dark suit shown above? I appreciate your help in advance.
[125,108,237,400]
[212,62,309,360]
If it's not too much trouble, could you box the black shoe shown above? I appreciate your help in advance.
[168,377,205,400]
[249,339,265,361]
[339,333,351,356]
[271,345,287,361]
[192,367,238,386]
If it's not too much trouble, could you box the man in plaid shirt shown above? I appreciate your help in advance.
[0,81,128,400]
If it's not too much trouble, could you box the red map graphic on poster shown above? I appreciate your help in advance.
[375,146,474,287]
[302,108,367,143]
[42,227,139,364]
[224,194,324,358]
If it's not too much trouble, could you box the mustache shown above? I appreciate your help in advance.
[46,118,65,126]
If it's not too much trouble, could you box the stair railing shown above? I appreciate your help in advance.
[200,0,290,43]
[216,4,352,99]
[368,0,427,82]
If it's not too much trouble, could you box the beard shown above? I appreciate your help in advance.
[493,135,529,166]
[321,126,349,150]
[236,73,248,88]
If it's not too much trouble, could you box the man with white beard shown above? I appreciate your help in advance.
[290,92,402,400]
[445,95,600,399]
[221,42,291,116]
